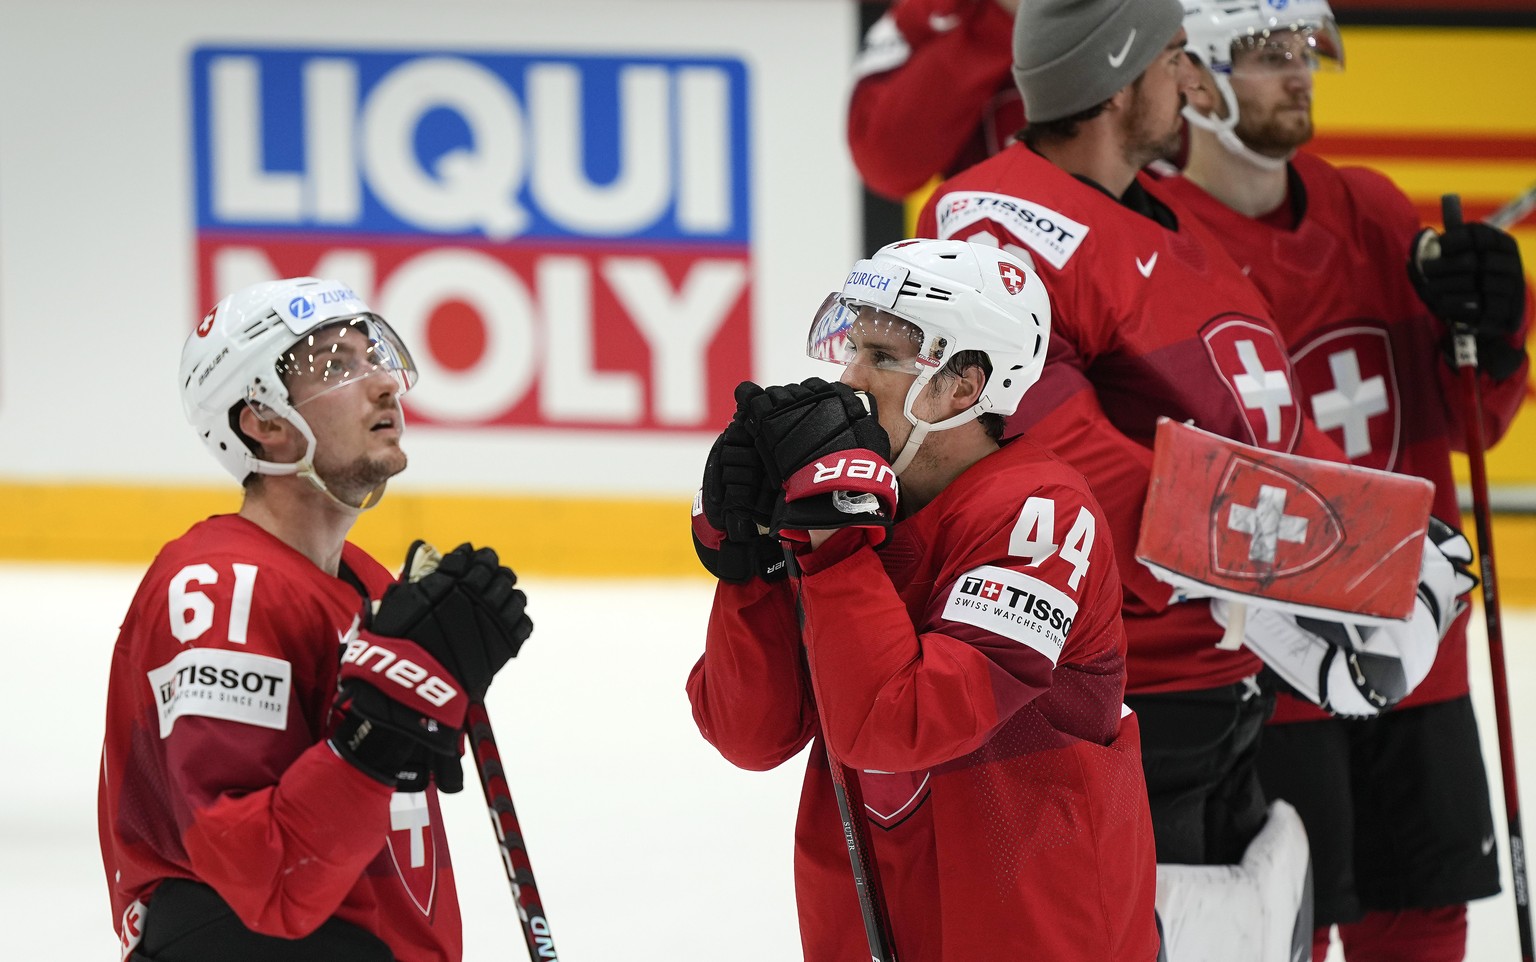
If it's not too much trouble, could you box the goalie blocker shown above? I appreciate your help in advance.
[1136,419,1475,716]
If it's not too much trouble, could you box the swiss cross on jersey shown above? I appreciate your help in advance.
[1200,315,1302,452]
[1136,418,1432,623]
[1290,325,1401,471]
[384,791,439,916]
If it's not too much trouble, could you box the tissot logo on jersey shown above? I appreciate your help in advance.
[942,564,1078,664]
[934,191,1088,270]
[192,46,753,432]
[147,647,293,737]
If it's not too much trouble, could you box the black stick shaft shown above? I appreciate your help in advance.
[787,551,901,961]
[468,701,561,962]
[1443,194,1534,961]
[826,751,901,961]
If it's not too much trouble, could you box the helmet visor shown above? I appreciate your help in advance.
[274,315,418,410]
[1228,18,1344,75]
[807,294,943,376]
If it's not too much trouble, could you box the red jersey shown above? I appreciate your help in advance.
[1157,152,1531,721]
[917,144,1351,694]
[98,514,462,961]
[848,0,1022,200]
[688,438,1159,962]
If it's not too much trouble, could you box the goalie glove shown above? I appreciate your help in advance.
[735,378,898,545]
[1418,516,1477,638]
[1213,520,1475,717]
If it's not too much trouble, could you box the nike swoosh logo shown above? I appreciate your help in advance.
[929,12,962,32]
[1483,834,1497,855]
[1108,29,1137,68]
[1136,251,1158,277]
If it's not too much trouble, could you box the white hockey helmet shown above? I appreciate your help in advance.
[180,276,416,500]
[808,238,1051,472]
[1181,0,1344,169]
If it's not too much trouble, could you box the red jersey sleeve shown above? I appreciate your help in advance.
[847,0,1018,200]
[687,577,818,771]
[111,536,398,939]
[789,469,1124,774]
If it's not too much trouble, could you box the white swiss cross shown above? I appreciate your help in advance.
[391,792,432,867]
[1309,348,1387,459]
[998,261,1025,294]
[1232,340,1294,443]
[1227,484,1308,563]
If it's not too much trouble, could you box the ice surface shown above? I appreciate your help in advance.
[5,562,1531,960]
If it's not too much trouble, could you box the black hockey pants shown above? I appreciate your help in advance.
[132,878,394,962]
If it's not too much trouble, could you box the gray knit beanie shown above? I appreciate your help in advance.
[1013,0,1186,123]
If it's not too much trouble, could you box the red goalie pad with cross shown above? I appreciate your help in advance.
[1135,418,1434,624]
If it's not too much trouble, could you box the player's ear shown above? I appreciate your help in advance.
[1184,60,1221,116]
[938,364,984,416]
[238,403,299,459]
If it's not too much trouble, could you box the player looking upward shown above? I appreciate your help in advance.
[99,277,532,961]
[1161,2,1530,957]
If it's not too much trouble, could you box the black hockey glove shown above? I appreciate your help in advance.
[330,632,467,791]
[701,417,777,541]
[372,541,531,703]
[690,416,788,583]
[1410,219,1528,378]
[735,378,898,544]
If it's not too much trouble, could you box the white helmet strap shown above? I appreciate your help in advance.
[890,363,987,474]
[240,400,386,512]
[1184,73,1292,172]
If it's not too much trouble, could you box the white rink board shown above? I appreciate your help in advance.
[0,0,859,497]
[8,561,1536,961]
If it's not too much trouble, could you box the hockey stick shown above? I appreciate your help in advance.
[1487,182,1536,232]
[1442,193,1535,962]
[388,542,559,962]
[786,551,902,962]
[468,700,561,962]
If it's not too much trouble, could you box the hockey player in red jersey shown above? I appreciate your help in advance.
[687,239,1160,961]
[1161,2,1530,957]
[98,278,532,961]
[913,0,1480,957]
[848,0,1022,200]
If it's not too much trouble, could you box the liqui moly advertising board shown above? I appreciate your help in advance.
[191,46,752,434]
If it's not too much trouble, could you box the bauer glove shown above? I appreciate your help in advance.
[330,632,467,791]
[735,378,898,545]
[691,418,788,583]
[372,541,530,703]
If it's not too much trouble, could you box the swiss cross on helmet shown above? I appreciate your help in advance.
[808,238,1051,471]
[179,277,417,503]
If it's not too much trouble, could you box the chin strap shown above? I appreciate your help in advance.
[1182,75,1292,173]
[890,374,987,475]
[246,407,387,512]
